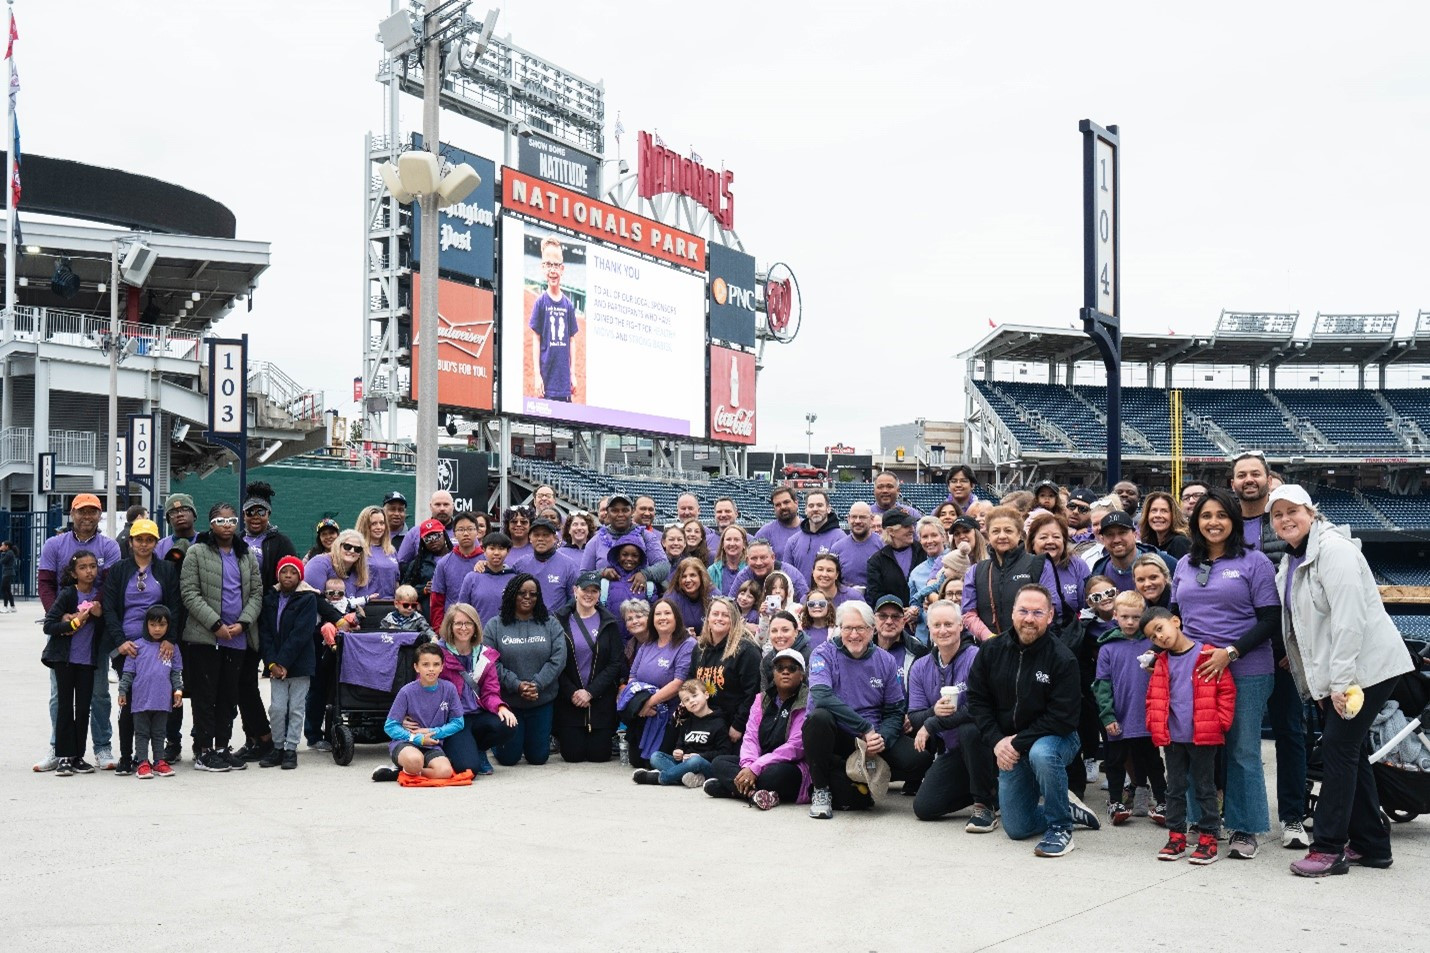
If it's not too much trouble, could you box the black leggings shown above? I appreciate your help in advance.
[185,644,243,753]
[54,662,95,759]
[555,698,618,764]
[706,754,803,801]
[1104,736,1166,804]
[1,580,14,608]
[237,646,272,742]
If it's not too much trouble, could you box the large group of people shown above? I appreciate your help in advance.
[24,457,1420,876]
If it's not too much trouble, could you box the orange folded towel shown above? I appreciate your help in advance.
[397,769,475,788]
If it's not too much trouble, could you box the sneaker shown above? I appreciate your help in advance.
[154,760,174,778]
[1132,785,1151,817]
[1034,828,1075,857]
[1148,802,1167,827]
[32,751,59,773]
[1281,820,1310,850]
[1067,790,1102,830]
[308,739,333,752]
[1109,801,1132,826]
[70,758,95,774]
[751,789,781,811]
[95,748,116,770]
[474,749,494,776]
[1189,833,1220,865]
[54,758,75,777]
[218,748,247,771]
[809,786,834,819]
[703,777,725,798]
[631,769,659,785]
[1084,758,1099,784]
[371,766,399,782]
[236,739,274,763]
[114,755,135,777]
[164,741,183,764]
[281,750,297,770]
[966,804,1000,833]
[1158,831,1188,861]
[136,761,154,780]
[258,748,285,768]
[1290,850,1348,878]
[193,750,230,773]
[680,772,706,789]
[1344,846,1393,869]
[1228,831,1259,859]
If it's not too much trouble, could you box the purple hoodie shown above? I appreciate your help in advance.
[581,523,667,572]
[781,518,847,586]
[907,643,978,751]
[601,532,653,633]
[754,518,801,560]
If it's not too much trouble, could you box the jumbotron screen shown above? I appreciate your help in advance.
[500,169,707,437]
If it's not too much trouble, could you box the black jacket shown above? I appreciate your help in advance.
[864,543,917,611]
[1245,512,1288,566]
[660,710,734,758]
[102,559,185,646]
[259,585,319,677]
[688,637,762,737]
[249,530,298,591]
[966,628,1080,755]
[555,603,625,715]
[42,585,111,668]
[971,547,1048,639]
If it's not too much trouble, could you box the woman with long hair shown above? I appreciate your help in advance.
[621,597,693,768]
[682,519,712,566]
[689,596,762,746]
[1132,552,1172,609]
[667,556,711,635]
[708,525,748,597]
[303,529,376,602]
[356,504,399,597]
[562,511,596,553]
[1139,491,1192,560]
[1026,511,1090,630]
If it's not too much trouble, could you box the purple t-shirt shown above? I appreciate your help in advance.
[155,534,196,561]
[431,548,483,601]
[567,608,602,686]
[1095,636,1153,738]
[243,531,268,568]
[342,629,426,692]
[367,547,400,598]
[121,567,163,643]
[1170,551,1278,676]
[907,644,979,750]
[69,586,100,665]
[529,290,579,399]
[1049,556,1092,618]
[581,526,668,572]
[628,638,695,688]
[457,568,518,627]
[216,549,246,651]
[386,679,463,756]
[122,637,184,713]
[304,553,380,602]
[828,532,883,589]
[511,548,579,613]
[1242,515,1266,551]
[40,531,122,592]
[805,625,833,651]
[1164,641,1203,744]
[807,641,903,726]
[872,501,923,519]
[754,519,800,561]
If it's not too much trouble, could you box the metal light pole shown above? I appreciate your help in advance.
[804,412,816,464]
[107,241,119,536]
[414,0,442,502]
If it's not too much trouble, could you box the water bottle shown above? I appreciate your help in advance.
[618,729,629,766]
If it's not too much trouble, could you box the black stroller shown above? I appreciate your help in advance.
[324,600,431,765]
[1306,639,1430,824]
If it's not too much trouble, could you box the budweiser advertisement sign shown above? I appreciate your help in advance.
[637,131,734,230]
[709,345,755,444]
[410,274,496,412]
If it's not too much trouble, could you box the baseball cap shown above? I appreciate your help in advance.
[576,570,603,589]
[1034,479,1060,494]
[1100,511,1137,533]
[383,490,408,506]
[607,492,634,507]
[950,515,980,533]
[529,518,559,534]
[418,518,446,538]
[315,517,340,532]
[1268,484,1314,510]
[880,508,915,529]
[128,518,160,540]
[165,493,196,515]
[241,497,271,514]
[71,493,102,511]
[771,648,806,671]
[1068,487,1098,505]
[874,593,906,612]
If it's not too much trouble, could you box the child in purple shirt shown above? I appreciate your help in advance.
[373,643,465,782]
[1092,591,1167,826]
[119,605,184,779]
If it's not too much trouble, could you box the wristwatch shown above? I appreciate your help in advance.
[1225,646,1240,663]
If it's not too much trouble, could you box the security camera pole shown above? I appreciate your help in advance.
[415,0,442,503]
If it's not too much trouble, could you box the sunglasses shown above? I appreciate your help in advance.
[516,589,540,599]
[422,532,444,543]
[772,665,801,675]
[397,601,419,609]
[1196,563,1213,587]
[325,590,345,599]
[135,569,147,593]
[340,543,363,554]
[1066,502,1090,513]
[1087,588,1118,605]
[806,600,829,609]
[210,517,239,527]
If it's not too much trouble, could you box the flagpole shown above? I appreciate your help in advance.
[4,0,15,322]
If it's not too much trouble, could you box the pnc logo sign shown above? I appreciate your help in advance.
[712,276,755,311]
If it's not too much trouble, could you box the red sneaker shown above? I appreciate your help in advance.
[1189,833,1220,865]
[135,761,154,780]
[1158,831,1187,861]
[154,760,174,778]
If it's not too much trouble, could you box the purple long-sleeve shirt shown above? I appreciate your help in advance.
[907,644,979,751]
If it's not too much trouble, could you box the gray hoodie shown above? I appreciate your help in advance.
[485,615,569,709]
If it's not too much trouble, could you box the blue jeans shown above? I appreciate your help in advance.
[999,731,1082,840]
[47,665,113,752]
[1268,665,1308,824]
[1195,671,1272,835]
[650,752,714,785]
[492,702,555,767]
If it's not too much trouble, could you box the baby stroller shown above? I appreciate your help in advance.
[325,599,431,765]
[1305,638,1430,824]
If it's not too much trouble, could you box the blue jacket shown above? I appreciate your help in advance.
[259,584,319,678]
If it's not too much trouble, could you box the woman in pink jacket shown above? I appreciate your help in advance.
[701,647,811,810]
[435,602,517,776]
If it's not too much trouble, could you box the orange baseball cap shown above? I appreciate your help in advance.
[71,493,103,511]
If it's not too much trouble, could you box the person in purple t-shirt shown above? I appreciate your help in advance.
[40,551,105,775]
[118,605,184,778]
[373,643,465,782]
[1093,591,1167,825]
[829,502,881,591]
[755,486,802,558]
[528,235,580,402]
[1169,488,1281,860]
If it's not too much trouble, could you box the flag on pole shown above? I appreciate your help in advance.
[652,129,665,147]
[6,11,18,210]
[690,147,702,163]
[988,318,996,329]
[613,111,625,144]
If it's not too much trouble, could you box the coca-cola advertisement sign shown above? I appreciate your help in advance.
[709,345,756,444]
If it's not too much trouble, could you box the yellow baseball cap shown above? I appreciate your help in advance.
[129,518,161,540]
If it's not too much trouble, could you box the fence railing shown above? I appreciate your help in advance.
[247,362,325,424]
[0,426,32,466]
[0,427,95,468]
[1,305,205,361]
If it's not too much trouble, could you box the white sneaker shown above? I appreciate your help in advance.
[32,750,59,772]
[1281,820,1309,850]
[95,748,117,770]
[1084,758,1099,784]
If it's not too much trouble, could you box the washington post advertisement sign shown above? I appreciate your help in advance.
[411,134,497,282]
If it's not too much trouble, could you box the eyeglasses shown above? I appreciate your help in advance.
[210,517,239,527]
[451,619,476,629]
[1087,588,1118,605]
[1014,608,1049,619]
[397,601,419,609]
[340,543,363,554]
[842,624,872,635]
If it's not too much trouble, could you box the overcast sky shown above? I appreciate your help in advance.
[15,1,1430,454]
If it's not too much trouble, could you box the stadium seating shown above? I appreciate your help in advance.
[1077,385,1224,456]
[972,381,1070,453]
[1360,491,1430,529]
[1305,485,1386,528]
[1275,389,1403,451]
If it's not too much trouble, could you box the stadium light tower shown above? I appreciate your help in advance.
[377,1,496,499]
[805,412,817,463]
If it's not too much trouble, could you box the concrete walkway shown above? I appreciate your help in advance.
[1,603,1423,952]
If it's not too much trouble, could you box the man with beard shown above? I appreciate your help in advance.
[1087,512,1167,593]
[396,490,456,566]
[782,490,846,585]
[830,502,881,591]
[756,486,802,558]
